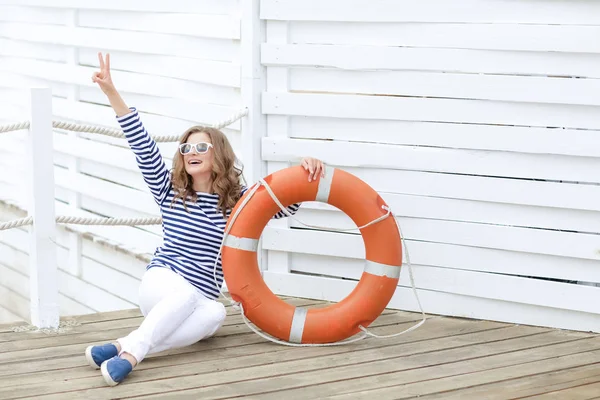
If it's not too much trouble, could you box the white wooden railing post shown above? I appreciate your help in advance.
[264,17,292,275]
[28,87,59,329]
[241,0,268,270]
[66,9,83,277]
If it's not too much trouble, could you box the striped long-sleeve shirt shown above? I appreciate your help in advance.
[117,108,300,299]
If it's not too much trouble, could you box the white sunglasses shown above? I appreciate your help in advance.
[179,142,213,155]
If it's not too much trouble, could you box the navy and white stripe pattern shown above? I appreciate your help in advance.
[118,108,300,299]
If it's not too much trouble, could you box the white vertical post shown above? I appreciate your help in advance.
[241,0,268,270]
[265,19,292,274]
[28,88,59,329]
[66,9,82,277]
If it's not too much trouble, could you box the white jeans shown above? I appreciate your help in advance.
[117,267,227,363]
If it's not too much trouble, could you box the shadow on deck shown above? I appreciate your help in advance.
[0,297,599,399]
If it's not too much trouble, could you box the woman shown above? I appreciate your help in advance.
[84,53,325,386]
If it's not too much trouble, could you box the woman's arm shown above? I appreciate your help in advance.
[92,52,171,206]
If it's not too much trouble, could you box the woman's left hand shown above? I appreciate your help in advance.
[301,157,325,182]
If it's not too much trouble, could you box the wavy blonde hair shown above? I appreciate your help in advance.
[170,126,244,218]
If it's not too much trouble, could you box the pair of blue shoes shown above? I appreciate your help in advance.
[85,343,133,386]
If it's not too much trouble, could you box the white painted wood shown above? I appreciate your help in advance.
[0,37,66,61]
[261,0,600,24]
[263,92,600,130]
[0,23,239,62]
[289,68,600,107]
[78,10,240,39]
[264,212,600,261]
[285,254,600,314]
[27,87,59,329]
[289,23,600,54]
[261,44,600,79]
[285,117,600,158]
[0,57,239,104]
[240,0,266,186]
[240,0,268,272]
[288,195,600,238]
[263,138,600,184]
[66,9,82,278]
[263,272,600,333]
[0,5,67,25]
[0,303,24,323]
[264,19,293,275]
[77,49,240,88]
[0,0,237,14]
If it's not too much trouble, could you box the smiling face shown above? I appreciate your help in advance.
[171,126,244,216]
[181,131,214,178]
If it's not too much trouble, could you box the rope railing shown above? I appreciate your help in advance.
[0,107,247,230]
[0,108,248,142]
[0,215,162,231]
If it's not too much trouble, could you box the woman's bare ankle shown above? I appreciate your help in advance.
[112,342,122,352]
[120,352,138,368]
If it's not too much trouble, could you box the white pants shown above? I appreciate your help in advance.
[117,267,227,363]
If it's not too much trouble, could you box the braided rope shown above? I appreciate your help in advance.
[0,216,33,230]
[0,215,162,231]
[0,121,30,133]
[55,215,162,226]
[0,108,248,142]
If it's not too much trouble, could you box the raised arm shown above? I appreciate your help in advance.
[92,52,171,206]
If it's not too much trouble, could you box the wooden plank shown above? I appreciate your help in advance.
[5,320,530,398]
[289,23,600,54]
[78,49,240,88]
[0,5,67,25]
[0,302,330,352]
[53,168,158,216]
[0,57,239,103]
[0,285,28,323]
[0,299,331,344]
[63,330,593,399]
[260,0,600,24]
[0,305,23,325]
[415,363,600,399]
[284,255,600,315]
[0,38,65,62]
[289,68,600,107]
[0,308,416,369]
[293,194,600,237]
[3,203,162,267]
[263,137,600,184]
[0,0,237,14]
[264,215,600,261]
[262,44,600,79]
[79,89,240,127]
[0,315,436,394]
[271,344,600,400]
[78,10,240,39]
[335,166,600,213]
[262,92,600,131]
[525,382,600,399]
[0,23,238,63]
[285,116,600,158]
[264,272,600,333]
[288,244,600,290]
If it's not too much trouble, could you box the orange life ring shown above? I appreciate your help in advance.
[222,165,402,343]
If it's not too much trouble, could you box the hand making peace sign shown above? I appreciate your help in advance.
[92,52,116,95]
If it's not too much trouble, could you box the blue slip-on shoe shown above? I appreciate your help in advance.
[101,356,133,386]
[85,343,118,369]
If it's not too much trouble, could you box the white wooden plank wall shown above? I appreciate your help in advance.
[0,1,241,323]
[260,0,600,332]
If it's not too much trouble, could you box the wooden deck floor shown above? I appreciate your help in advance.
[0,297,599,400]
